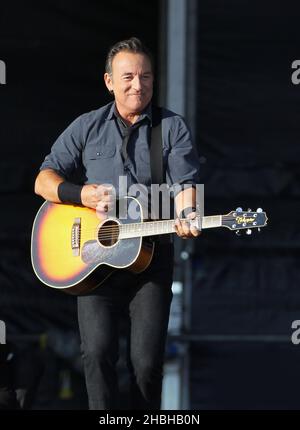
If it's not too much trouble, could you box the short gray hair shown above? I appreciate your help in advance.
[105,37,153,75]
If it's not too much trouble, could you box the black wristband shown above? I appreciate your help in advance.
[179,206,197,219]
[57,182,83,205]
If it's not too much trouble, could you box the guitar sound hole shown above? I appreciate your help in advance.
[98,220,119,247]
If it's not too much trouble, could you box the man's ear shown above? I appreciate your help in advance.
[104,73,113,92]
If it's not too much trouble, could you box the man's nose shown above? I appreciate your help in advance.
[132,76,142,91]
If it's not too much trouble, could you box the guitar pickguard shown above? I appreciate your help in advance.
[81,238,141,268]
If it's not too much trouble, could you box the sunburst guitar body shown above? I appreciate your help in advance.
[31,197,154,294]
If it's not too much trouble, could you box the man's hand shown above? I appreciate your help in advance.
[174,212,201,239]
[95,185,115,218]
[81,184,114,218]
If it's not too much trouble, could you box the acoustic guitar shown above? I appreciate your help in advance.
[31,196,268,295]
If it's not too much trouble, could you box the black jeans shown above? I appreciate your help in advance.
[77,243,174,410]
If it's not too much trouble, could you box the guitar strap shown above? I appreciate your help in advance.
[150,106,165,186]
[150,107,171,245]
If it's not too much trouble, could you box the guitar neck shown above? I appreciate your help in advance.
[119,215,222,239]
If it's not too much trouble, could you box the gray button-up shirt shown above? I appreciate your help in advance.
[40,102,200,199]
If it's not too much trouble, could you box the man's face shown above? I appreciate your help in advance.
[104,51,153,115]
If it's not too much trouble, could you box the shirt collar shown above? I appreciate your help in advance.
[106,101,152,126]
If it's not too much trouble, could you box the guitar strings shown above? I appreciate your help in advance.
[67,217,255,241]
[70,218,254,235]
[75,217,250,234]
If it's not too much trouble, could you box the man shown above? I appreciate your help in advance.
[34,37,200,410]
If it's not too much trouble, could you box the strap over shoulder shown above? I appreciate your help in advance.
[150,106,164,185]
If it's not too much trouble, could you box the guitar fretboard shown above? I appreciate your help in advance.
[202,216,222,229]
[118,215,222,239]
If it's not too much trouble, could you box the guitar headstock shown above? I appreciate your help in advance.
[222,207,268,235]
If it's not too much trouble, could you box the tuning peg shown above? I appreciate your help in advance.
[236,207,243,213]
[256,208,263,213]
[246,229,252,235]
[247,208,252,212]
[236,230,241,236]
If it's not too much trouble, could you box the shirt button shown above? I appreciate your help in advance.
[96,152,102,156]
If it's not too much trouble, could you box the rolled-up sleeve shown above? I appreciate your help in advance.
[40,115,85,178]
[166,116,200,196]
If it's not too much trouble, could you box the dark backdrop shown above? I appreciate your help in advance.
[190,0,300,409]
[0,0,160,409]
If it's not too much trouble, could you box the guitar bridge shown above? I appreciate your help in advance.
[71,217,81,256]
